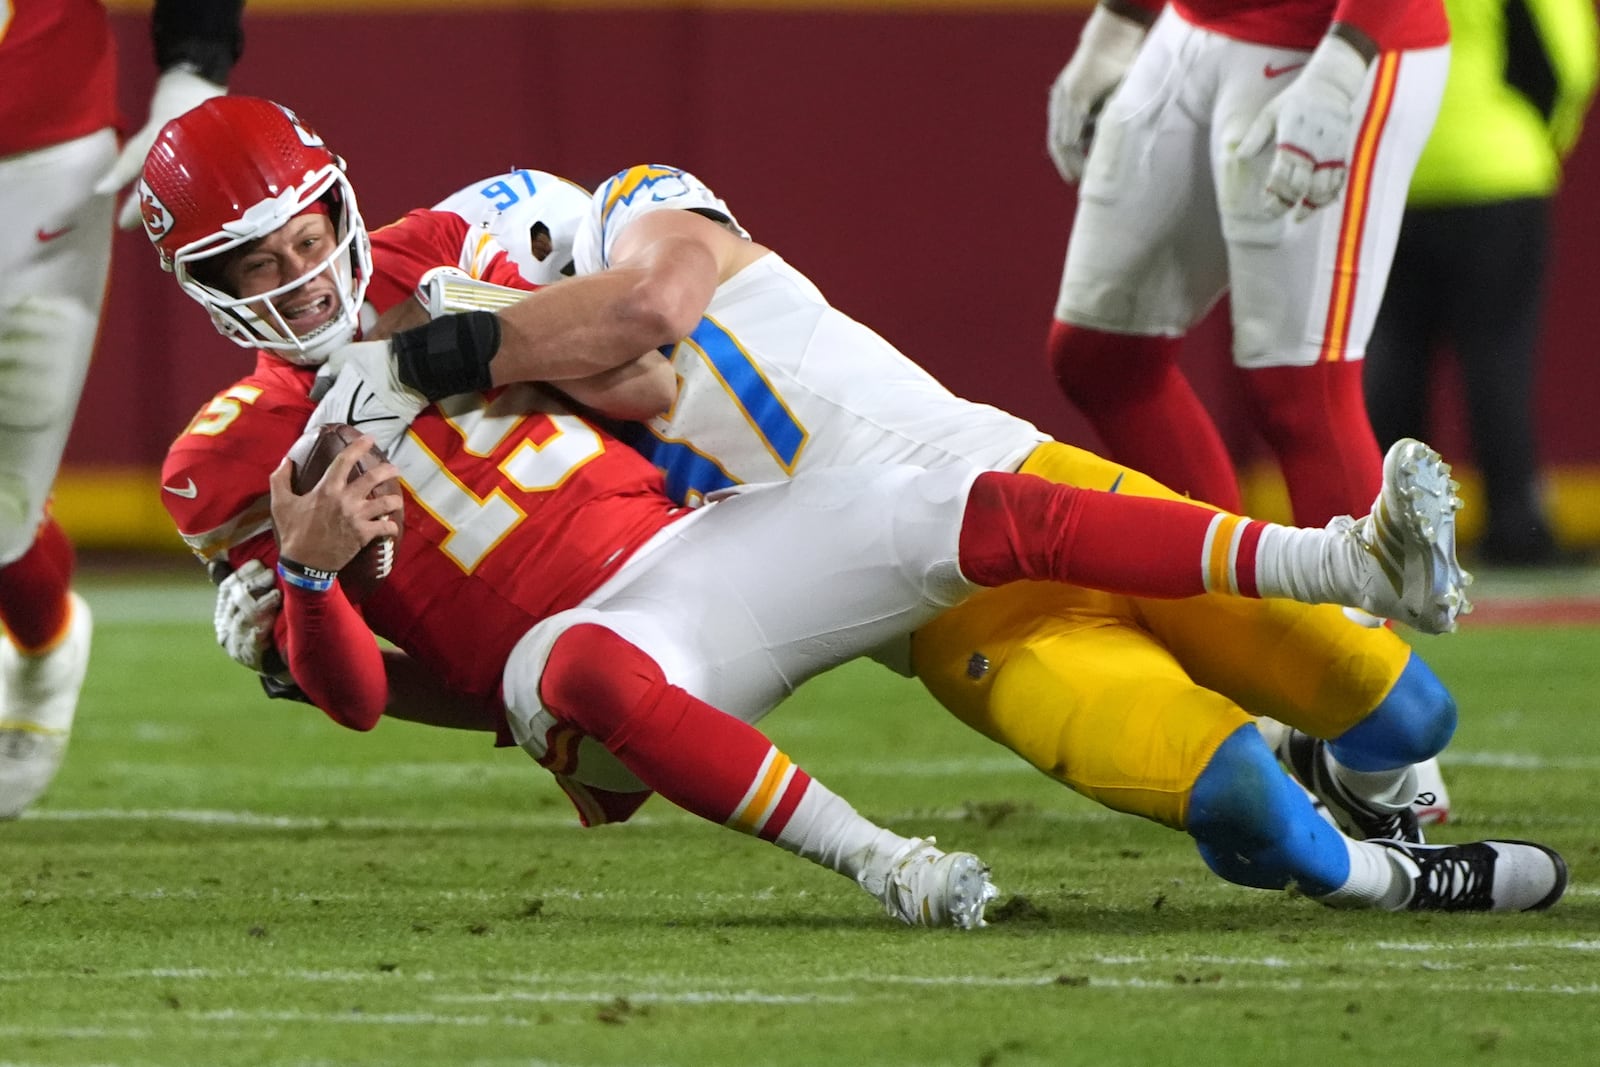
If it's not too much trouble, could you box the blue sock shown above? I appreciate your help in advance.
[1188,725,1350,895]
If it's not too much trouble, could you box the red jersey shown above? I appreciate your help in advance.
[1126,0,1448,52]
[0,0,118,156]
[163,205,683,728]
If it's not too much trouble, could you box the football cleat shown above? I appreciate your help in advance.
[1340,438,1473,634]
[1279,730,1422,844]
[0,593,93,819]
[1376,839,1567,912]
[863,837,998,929]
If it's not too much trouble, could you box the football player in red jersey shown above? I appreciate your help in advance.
[1045,0,1448,526]
[146,98,1562,920]
[1044,0,1456,821]
[0,0,243,818]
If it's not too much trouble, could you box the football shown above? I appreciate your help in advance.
[289,423,403,603]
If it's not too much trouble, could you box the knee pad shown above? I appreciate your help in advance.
[1330,654,1457,771]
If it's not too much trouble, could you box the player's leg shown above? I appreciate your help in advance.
[1361,204,1443,454]
[1187,722,1562,911]
[534,622,994,929]
[501,468,1007,927]
[985,440,1458,832]
[0,131,113,818]
[958,436,1472,635]
[912,599,1559,911]
[1138,590,1454,841]
[1444,198,1557,563]
[1047,13,1241,512]
[1219,44,1448,527]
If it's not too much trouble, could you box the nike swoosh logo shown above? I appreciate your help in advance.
[1108,472,1125,493]
[344,385,403,428]
[1263,62,1306,79]
[36,226,74,242]
[163,479,199,499]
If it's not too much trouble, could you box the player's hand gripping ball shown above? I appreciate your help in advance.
[289,424,403,603]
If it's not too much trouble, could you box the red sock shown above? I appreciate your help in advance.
[957,471,1267,598]
[1240,362,1382,526]
[540,624,812,841]
[0,516,76,652]
[1048,320,1243,512]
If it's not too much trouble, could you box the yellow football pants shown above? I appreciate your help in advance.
[910,442,1412,830]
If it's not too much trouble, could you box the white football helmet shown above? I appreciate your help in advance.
[431,169,592,286]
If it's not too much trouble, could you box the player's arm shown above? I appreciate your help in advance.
[379,652,501,732]
[1046,0,1157,183]
[266,437,401,732]
[95,0,246,227]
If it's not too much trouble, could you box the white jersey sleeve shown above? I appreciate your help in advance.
[566,164,1046,509]
[431,169,593,285]
[573,165,749,274]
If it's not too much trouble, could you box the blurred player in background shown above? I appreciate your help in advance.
[0,0,243,818]
[1365,0,1598,567]
[1043,0,1448,529]
[312,159,1561,914]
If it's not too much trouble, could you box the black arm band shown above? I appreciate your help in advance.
[153,0,245,84]
[391,311,503,402]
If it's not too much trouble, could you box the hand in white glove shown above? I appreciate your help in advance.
[1235,33,1370,221]
[1046,4,1151,184]
[307,340,426,459]
[94,69,227,230]
[213,559,282,673]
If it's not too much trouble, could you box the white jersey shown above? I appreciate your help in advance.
[571,165,1046,505]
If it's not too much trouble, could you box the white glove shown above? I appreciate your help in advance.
[307,340,427,458]
[214,560,282,673]
[1046,5,1150,184]
[94,68,227,230]
[1235,33,1370,221]
[310,339,427,410]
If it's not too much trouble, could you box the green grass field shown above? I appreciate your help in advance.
[5,565,1600,1066]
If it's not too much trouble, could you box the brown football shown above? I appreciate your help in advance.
[288,423,402,603]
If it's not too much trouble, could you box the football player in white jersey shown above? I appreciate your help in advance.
[256,164,1550,913]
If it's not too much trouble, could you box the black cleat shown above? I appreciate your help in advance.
[1376,839,1568,912]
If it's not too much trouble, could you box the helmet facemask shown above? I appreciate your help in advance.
[169,165,373,366]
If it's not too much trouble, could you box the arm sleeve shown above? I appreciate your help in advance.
[277,580,389,732]
[151,0,246,84]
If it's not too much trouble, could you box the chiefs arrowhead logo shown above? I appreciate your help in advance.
[138,181,174,240]
[272,102,325,149]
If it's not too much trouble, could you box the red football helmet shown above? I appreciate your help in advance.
[138,97,373,366]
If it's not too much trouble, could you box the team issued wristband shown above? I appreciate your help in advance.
[276,557,338,593]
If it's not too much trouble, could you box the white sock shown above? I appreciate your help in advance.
[1314,839,1411,910]
[1254,523,1343,606]
[771,779,911,888]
